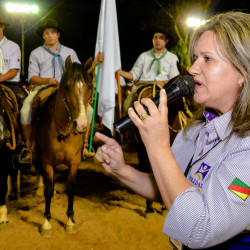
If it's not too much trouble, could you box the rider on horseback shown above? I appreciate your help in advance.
[0,16,27,109]
[20,19,102,163]
[117,28,180,114]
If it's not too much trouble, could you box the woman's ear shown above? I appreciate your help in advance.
[238,75,244,87]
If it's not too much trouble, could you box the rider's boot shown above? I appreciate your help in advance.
[20,124,33,163]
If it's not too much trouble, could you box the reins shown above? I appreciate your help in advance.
[53,96,73,142]
[53,92,84,142]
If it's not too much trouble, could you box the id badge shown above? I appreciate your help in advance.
[169,237,183,250]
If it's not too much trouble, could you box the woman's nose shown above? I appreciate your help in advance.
[188,60,200,76]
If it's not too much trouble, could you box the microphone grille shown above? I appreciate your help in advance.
[177,75,195,96]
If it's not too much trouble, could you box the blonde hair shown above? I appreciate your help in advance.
[188,11,250,137]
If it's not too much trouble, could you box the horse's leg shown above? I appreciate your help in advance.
[0,171,8,225]
[8,167,19,200]
[135,133,154,215]
[34,159,45,197]
[41,164,54,237]
[65,165,78,233]
[36,175,44,197]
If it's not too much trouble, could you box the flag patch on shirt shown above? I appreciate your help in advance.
[229,178,250,201]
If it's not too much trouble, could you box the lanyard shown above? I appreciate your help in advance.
[184,139,221,177]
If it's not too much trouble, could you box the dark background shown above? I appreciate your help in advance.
[0,0,249,78]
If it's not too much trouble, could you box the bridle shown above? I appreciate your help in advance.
[55,95,84,142]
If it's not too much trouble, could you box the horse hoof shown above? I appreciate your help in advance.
[65,224,77,234]
[0,222,9,232]
[0,205,8,226]
[41,218,52,237]
[40,228,51,238]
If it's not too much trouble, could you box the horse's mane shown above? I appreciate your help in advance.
[60,62,92,91]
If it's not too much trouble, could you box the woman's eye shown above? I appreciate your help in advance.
[204,56,211,62]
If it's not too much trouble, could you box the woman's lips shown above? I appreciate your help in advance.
[194,80,203,90]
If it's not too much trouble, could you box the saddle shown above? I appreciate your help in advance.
[31,85,58,125]
[122,82,162,115]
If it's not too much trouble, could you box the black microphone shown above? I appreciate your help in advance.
[114,75,195,134]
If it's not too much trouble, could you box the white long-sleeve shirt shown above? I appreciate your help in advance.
[0,36,21,82]
[130,49,179,82]
[28,44,80,82]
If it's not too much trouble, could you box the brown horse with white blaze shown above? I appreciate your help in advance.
[33,56,92,236]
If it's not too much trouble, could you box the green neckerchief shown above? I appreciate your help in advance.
[149,48,168,75]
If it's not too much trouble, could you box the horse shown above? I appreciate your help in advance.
[31,56,93,236]
[0,84,23,227]
[122,77,202,216]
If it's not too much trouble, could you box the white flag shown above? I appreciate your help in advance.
[94,0,121,135]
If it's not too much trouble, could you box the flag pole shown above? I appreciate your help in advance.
[88,60,101,153]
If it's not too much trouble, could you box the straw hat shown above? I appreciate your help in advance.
[36,19,63,37]
[0,16,12,28]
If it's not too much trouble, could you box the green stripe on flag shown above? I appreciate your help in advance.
[229,178,250,201]
[232,178,250,189]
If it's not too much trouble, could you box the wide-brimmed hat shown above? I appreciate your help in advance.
[0,16,12,28]
[36,19,63,37]
[151,27,171,40]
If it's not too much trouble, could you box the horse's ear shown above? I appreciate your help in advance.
[65,56,72,70]
[84,57,93,71]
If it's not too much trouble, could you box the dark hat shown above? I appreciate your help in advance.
[0,16,12,28]
[152,28,171,40]
[36,19,63,37]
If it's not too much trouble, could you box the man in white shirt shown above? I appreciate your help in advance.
[119,29,180,113]
[19,19,82,162]
[119,29,179,87]
[0,16,26,106]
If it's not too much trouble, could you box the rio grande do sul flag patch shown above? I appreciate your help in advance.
[229,178,250,201]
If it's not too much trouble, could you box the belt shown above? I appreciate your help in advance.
[182,232,250,250]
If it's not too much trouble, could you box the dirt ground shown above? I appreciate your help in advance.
[0,151,173,250]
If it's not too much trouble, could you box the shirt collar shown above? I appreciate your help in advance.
[0,36,7,47]
[203,109,233,140]
[153,48,166,57]
[43,42,61,53]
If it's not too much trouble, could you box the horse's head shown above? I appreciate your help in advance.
[59,56,93,133]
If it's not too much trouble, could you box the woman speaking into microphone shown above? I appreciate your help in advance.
[95,11,250,249]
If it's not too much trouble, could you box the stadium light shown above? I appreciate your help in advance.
[5,3,39,14]
[5,2,39,76]
[186,17,206,28]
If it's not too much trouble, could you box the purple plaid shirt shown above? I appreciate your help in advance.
[163,110,250,248]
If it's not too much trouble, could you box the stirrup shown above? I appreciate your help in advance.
[82,144,95,160]
[19,147,32,164]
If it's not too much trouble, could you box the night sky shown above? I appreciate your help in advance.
[1,0,249,78]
